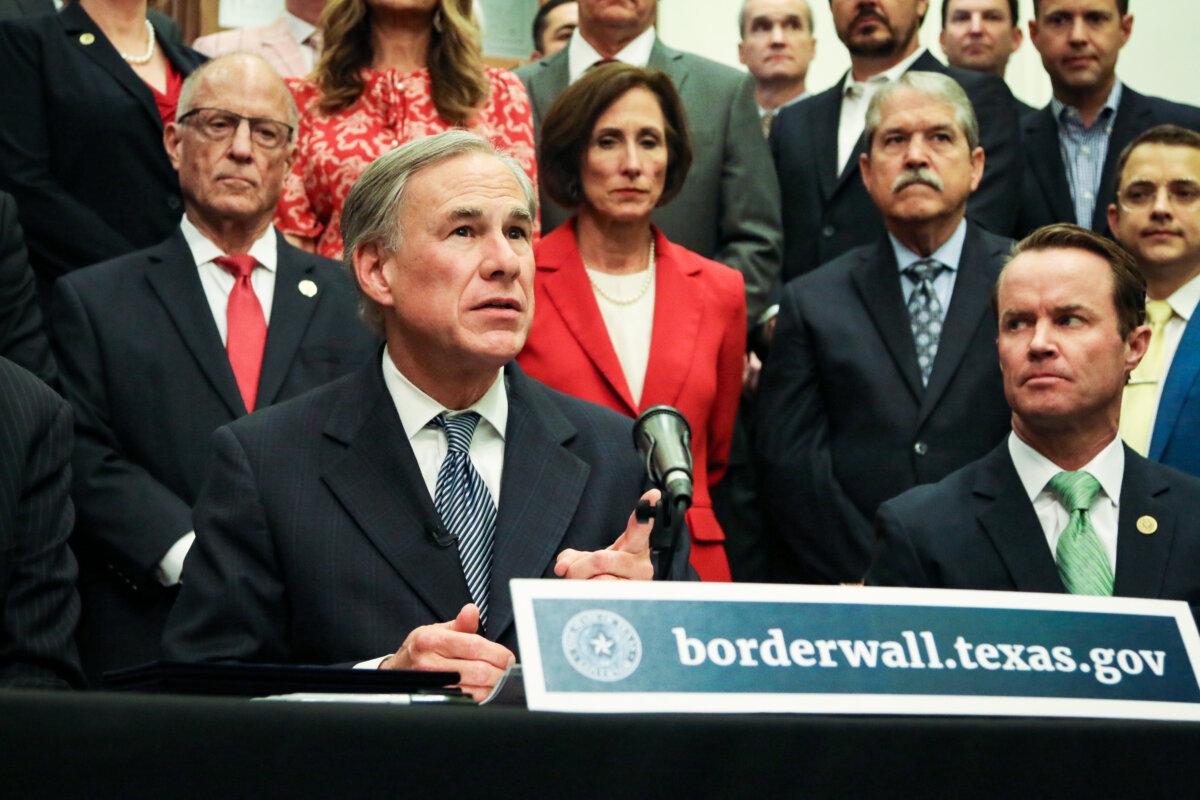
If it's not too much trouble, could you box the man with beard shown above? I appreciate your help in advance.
[770,0,1020,284]
[757,72,1014,584]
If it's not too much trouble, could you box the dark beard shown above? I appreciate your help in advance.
[844,16,919,59]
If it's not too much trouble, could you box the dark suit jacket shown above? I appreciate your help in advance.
[517,222,745,581]
[162,358,693,664]
[0,356,83,689]
[49,229,378,679]
[770,50,1021,284]
[1016,85,1200,237]
[1150,312,1200,478]
[0,190,55,385]
[0,0,183,44]
[515,40,782,323]
[0,3,203,290]
[755,223,1014,584]
[866,440,1200,622]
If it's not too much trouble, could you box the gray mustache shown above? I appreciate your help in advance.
[893,169,943,194]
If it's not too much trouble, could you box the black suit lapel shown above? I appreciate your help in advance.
[1093,88,1153,232]
[1023,108,1076,224]
[20,0,55,14]
[807,86,844,201]
[143,231,246,417]
[320,359,473,625]
[917,225,999,427]
[1113,447,1176,600]
[974,444,1067,593]
[59,3,162,132]
[256,240,319,408]
[850,239,924,402]
[486,365,590,642]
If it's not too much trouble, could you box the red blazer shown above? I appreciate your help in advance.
[519,222,746,581]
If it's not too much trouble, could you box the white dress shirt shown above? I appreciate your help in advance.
[155,218,280,587]
[586,267,656,407]
[1007,432,1125,575]
[837,47,927,175]
[567,26,657,84]
[282,11,320,73]
[1143,271,1200,435]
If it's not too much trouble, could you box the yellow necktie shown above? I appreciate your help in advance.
[761,110,775,139]
[1120,299,1175,455]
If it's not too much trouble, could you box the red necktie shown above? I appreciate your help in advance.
[214,254,267,413]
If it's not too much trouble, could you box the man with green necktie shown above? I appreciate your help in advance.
[867,223,1200,623]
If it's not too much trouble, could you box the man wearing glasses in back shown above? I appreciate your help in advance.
[49,54,377,683]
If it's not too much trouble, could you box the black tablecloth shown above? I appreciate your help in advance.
[1,690,1195,798]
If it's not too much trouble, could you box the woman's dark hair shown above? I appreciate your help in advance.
[538,63,693,210]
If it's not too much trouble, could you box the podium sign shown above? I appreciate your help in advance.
[511,580,1200,721]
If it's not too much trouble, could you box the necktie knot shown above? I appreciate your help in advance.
[435,411,481,455]
[215,254,257,281]
[1048,470,1102,513]
[904,258,945,287]
[1145,299,1174,327]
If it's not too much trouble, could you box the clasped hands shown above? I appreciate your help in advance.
[380,489,660,701]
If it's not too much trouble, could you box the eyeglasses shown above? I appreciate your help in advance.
[177,107,294,150]
[1117,180,1200,212]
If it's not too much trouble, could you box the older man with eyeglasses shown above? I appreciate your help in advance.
[48,53,378,682]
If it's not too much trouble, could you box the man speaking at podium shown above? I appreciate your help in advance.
[867,224,1200,618]
[163,132,691,700]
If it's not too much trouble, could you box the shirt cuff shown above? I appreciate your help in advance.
[155,532,196,587]
[355,656,389,670]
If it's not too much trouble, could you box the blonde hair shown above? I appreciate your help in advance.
[314,0,490,125]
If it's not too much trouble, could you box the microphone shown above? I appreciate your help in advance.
[632,405,694,512]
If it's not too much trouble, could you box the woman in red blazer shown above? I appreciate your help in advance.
[518,64,746,581]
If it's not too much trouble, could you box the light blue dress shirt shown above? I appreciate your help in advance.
[889,217,968,322]
[1050,80,1123,228]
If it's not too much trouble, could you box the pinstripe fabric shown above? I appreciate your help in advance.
[432,412,495,631]
[1049,470,1114,596]
[0,357,82,688]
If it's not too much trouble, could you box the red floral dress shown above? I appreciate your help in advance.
[276,67,538,259]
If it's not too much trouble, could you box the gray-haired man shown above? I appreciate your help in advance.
[163,131,691,701]
[757,72,1014,584]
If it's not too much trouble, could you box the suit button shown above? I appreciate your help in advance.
[913,441,928,456]
[821,225,835,238]
[167,195,180,209]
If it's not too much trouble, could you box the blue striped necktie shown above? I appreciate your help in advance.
[432,412,496,630]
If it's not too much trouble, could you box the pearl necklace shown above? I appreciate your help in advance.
[587,240,656,306]
[118,19,156,65]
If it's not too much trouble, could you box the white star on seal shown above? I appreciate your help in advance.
[590,633,614,656]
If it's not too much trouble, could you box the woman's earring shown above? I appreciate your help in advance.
[433,8,445,32]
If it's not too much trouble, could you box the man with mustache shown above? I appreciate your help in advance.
[1108,125,1200,477]
[867,222,1200,626]
[1017,0,1200,237]
[757,72,1013,584]
[49,54,378,681]
[770,0,1020,285]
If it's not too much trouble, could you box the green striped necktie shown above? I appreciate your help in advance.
[1048,470,1114,596]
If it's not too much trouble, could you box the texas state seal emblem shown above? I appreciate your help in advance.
[561,609,642,682]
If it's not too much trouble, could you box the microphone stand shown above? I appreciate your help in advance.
[636,494,688,580]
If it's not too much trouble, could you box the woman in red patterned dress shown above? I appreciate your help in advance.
[276,0,537,259]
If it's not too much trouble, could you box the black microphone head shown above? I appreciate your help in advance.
[632,405,693,506]
[632,405,692,453]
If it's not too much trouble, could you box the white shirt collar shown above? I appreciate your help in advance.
[1007,431,1125,510]
[889,217,968,273]
[380,348,508,442]
[1163,270,1200,323]
[842,46,927,96]
[179,215,278,273]
[568,26,657,84]
[282,11,318,46]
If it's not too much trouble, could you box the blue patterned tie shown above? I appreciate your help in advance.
[904,258,947,385]
[432,412,496,630]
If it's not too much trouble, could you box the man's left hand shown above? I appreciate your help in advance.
[553,489,658,581]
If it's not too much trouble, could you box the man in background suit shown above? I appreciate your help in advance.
[0,190,55,385]
[0,357,83,690]
[515,0,782,323]
[1108,125,1200,476]
[1017,0,1200,237]
[867,224,1200,622]
[757,71,1013,584]
[51,54,377,681]
[163,131,690,701]
[192,0,325,78]
[0,0,182,45]
[939,0,1037,114]
[738,0,816,130]
[771,0,1019,285]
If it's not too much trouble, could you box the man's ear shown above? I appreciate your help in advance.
[163,123,182,172]
[353,241,397,311]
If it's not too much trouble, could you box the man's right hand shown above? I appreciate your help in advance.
[380,604,515,702]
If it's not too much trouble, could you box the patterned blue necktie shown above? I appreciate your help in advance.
[432,412,496,630]
[904,258,947,385]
